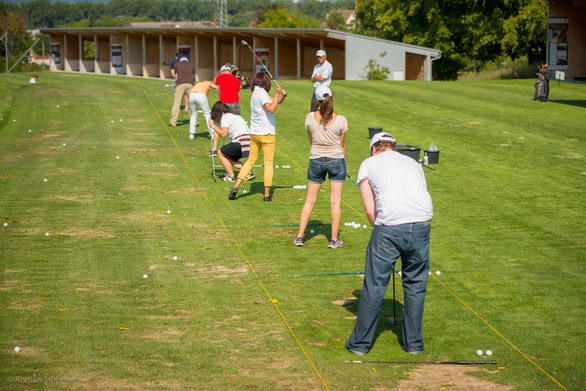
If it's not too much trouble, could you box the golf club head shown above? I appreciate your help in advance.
[241,40,250,47]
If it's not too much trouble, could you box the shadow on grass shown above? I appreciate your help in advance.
[343,289,405,349]
[548,99,586,108]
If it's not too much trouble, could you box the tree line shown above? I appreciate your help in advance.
[1,0,546,79]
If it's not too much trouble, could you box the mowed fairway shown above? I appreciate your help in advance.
[0,72,585,390]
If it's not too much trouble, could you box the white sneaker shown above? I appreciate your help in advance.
[189,134,195,140]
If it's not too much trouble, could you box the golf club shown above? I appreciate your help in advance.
[346,360,498,365]
[209,134,217,182]
[241,40,287,96]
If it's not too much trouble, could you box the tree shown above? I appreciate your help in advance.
[325,11,349,32]
[353,0,547,79]
[257,8,320,28]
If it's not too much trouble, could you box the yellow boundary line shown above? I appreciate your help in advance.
[143,89,330,391]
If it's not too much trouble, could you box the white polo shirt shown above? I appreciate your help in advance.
[249,86,275,135]
[312,60,333,88]
[357,151,433,226]
[220,113,250,142]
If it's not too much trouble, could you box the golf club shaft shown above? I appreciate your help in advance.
[346,360,498,365]
[241,40,280,88]
[292,271,365,277]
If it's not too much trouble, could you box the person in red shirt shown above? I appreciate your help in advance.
[214,64,241,115]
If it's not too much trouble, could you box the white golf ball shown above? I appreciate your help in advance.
[119,119,123,122]
[309,229,315,234]
[485,350,493,356]
[398,271,402,277]
[476,349,483,356]
[3,222,8,227]
[428,271,432,276]
[166,210,171,214]
[172,255,178,261]
[43,178,47,182]
[243,190,247,194]
[110,120,114,124]
[28,129,32,133]
[45,232,50,236]
[116,156,120,159]
[13,119,16,122]
[143,274,149,279]
[56,105,60,108]
[275,165,279,168]
[363,225,367,229]
[14,346,21,353]
[435,270,441,276]
[63,143,66,147]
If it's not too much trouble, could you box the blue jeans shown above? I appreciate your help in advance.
[307,157,346,183]
[346,221,431,354]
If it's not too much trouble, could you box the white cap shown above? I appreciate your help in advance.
[314,86,332,100]
[220,64,231,72]
[316,49,326,57]
[370,132,397,149]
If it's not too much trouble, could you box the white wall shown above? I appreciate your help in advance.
[344,34,439,81]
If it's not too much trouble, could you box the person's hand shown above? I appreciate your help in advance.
[207,119,215,127]
[276,85,287,97]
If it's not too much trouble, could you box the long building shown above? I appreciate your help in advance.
[40,27,442,81]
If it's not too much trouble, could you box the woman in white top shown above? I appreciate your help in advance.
[207,101,252,182]
[294,86,347,249]
[228,72,286,201]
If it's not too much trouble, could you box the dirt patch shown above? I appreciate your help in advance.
[56,229,114,239]
[39,132,64,139]
[191,265,249,278]
[393,364,511,391]
[2,269,23,274]
[53,194,94,204]
[11,346,47,357]
[161,188,197,195]
[142,328,184,341]
[142,310,191,320]
[7,299,42,310]
[75,287,91,292]
[331,297,357,306]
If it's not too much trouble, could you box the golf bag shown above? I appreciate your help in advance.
[228,64,250,89]
[533,74,549,102]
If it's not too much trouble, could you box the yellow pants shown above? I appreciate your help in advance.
[169,83,192,126]
[237,134,275,187]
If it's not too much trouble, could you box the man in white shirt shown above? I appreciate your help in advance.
[310,49,333,111]
[346,132,433,356]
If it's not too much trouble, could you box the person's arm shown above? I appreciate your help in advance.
[359,179,376,226]
[263,89,285,113]
[207,119,228,137]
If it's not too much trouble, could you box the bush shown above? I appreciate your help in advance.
[363,59,390,80]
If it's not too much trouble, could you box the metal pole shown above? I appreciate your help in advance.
[2,32,8,73]
[8,37,41,73]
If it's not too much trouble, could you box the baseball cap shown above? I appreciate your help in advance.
[314,86,332,101]
[220,64,231,72]
[370,132,397,149]
[316,49,326,57]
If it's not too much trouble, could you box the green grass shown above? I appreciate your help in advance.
[0,72,585,390]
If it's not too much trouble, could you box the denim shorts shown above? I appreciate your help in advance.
[307,157,346,184]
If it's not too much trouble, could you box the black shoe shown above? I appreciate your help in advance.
[229,187,238,200]
[263,195,272,202]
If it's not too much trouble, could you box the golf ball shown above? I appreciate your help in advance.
[116,156,120,159]
[172,256,178,261]
[119,119,123,122]
[110,120,114,124]
[398,271,402,277]
[28,129,32,133]
[435,270,441,276]
[476,349,483,356]
[309,229,315,234]
[43,178,47,182]
[143,274,149,279]
[275,165,279,168]
[63,143,67,147]
[14,346,21,353]
[363,225,367,229]
[3,222,8,227]
[486,350,493,356]
[13,119,16,122]
[243,190,247,194]
[45,232,50,236]
[166,210,171,214]
[56,105,60,108]
[428,271,432,276]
